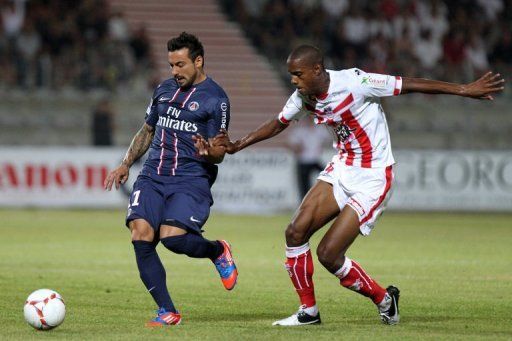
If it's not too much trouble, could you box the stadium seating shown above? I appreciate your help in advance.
[108,0,290,147]
[0,0,510,150]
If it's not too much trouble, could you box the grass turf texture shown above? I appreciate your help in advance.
[0,210,511,340]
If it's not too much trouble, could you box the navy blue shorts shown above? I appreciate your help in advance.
[125,175,213,234]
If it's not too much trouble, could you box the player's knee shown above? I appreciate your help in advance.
[285,222,308,246]
[160,235,187,254]
[129,220,154,242]
[131,230,153,242]
[316,243,339,269]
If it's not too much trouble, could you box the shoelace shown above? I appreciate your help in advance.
[156,308,167,316]
[215,256,233,278]
[156,308,179,317]
[295,305,308,316]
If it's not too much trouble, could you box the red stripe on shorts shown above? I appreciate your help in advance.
[360,166,393,225]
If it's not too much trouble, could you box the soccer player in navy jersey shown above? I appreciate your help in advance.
[104,32,237,327]
[196,45,505,326]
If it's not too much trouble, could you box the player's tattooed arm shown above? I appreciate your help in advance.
[122,123,155,167]
[104,123,154,191]
[401,72,505,100]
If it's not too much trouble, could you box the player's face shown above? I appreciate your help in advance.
[287,58,320,96]
[168,48,203,88]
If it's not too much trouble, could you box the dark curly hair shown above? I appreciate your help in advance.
[167,32,204,65]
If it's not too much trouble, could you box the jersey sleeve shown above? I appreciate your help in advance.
[348,68,402,98]
[277,91,308,124]
[144,85,161,127]
[206,97,230,138]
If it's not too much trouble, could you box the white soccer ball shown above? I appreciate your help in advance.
[23,289,66,330]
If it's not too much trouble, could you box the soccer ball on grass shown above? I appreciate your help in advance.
[23,289,66,330]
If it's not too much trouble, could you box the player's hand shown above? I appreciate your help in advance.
[104,164,129,191]
[463,72,505,100]
[213,129,239,154]
[192,134,210,156]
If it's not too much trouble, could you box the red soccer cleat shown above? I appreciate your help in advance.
[145,308,182,327]
[213,240,238,290]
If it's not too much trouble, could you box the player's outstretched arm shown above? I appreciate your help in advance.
[401,72,505,100]
[194,118,287,155]
[104,123,155,191]
[224,118,288,154]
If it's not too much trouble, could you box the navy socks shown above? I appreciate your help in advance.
[132,240,176,313]
[161,234,223,260]
[132,235,223,313]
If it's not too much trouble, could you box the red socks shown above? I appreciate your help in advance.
[335,257,387,304]
[285,243,316,307]
[285,245,386,307]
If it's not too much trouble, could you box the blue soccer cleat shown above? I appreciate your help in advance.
[213,240,238,290]
[145,308,182,327]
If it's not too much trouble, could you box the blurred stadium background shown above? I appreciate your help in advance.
[1,0,511,339]
[0,0,511,213]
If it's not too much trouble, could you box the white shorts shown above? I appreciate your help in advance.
[317,155,394,236]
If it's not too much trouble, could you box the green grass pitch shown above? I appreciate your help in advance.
[1,210,511,340]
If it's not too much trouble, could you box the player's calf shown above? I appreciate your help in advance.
[285,243,317,308]
[273,243,320,327]
[334,257,400,325]
[335,257,388,305]
[160,233,222,259]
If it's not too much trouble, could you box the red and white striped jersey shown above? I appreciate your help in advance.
[278,68,402,168]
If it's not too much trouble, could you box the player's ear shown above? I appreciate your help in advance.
[313,64,322,75]
[194,55,204,68]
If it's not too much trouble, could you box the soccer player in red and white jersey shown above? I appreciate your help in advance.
[195,45,505,326]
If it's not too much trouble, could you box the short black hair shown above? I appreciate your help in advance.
[288,45,324,67]
[167,32,204,63]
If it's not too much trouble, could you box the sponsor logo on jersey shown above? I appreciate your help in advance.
[188,101,199,111]
[159,97,172,102]
[167,106,181,118]
[361,76,388,88]
[334,122,356,142]
[157,116,198,132]
[220,102,228,129]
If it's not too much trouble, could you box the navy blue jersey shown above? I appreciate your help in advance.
[140,77,230,185]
